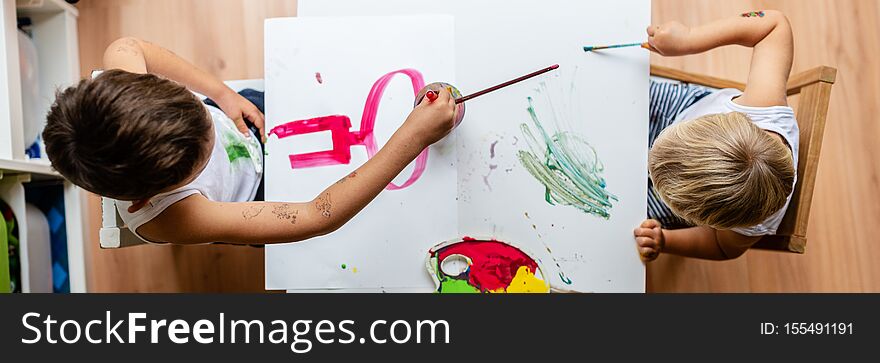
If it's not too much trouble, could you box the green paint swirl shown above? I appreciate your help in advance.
[517,96,617,218]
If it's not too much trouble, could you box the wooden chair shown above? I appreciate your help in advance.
[650,65,837,253]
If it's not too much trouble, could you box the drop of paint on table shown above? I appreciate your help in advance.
[315,72,323,84]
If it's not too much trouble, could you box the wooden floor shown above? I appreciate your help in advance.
[77,0,879,292]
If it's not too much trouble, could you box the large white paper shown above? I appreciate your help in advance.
[264,16,458,289]
[270,0,649,292]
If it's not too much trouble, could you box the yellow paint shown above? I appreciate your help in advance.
[506,266,549,293]
[352,267,358,273]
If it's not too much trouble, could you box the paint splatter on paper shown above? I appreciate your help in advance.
[524,212,572,285]
[315,72,323,84]
[516,83,617,219]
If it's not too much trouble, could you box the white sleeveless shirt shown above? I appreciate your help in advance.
[673,88,799,236]
[114,104,263,243]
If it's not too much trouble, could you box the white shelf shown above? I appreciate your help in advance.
[1,0,87,292]
[16,0,78,17]
[0,157,59,178]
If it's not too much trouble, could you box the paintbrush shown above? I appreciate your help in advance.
[454,64,560,104]
[583,42,649,52]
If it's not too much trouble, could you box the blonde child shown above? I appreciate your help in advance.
[634,10,797,261]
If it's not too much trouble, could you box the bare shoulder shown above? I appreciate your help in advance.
[715,229,762,259]
[135,194,215,243]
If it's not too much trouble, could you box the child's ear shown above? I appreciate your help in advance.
[127,198,151,213]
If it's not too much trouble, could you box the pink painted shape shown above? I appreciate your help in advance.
[271,69,430,191]
[269,115,356,169]
[360,69,428,190]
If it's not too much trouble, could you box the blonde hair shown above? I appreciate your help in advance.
[649,112,795,229]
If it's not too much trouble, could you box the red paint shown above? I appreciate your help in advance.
[270,69,429,190]
[437,240,539,292]
[425,90,438,102]
[315,72,323,84]
[269,115,358,168]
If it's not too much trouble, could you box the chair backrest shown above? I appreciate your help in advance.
[99,79,265,248]
[650,65,837,253]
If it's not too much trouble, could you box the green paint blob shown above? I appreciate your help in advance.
[438,277,480,293]
[341,264,347,269]
[225,142,251,162]
[517,96,617,219]
[222,131,252,162]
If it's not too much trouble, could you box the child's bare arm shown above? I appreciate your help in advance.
[646,10,793,107]
[136,89,457,245]
[102,37,265,140]
[634,220,761,261]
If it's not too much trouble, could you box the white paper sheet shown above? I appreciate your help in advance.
[270,0,649,292]
[264,16,458,289]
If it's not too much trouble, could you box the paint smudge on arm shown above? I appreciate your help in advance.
[241,205,265,220]
[271,204,299,224]
[315,193,332,218]
[335,171,358,185]
[517,96,617,219]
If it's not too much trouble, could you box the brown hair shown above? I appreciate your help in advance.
[43,69,212,200]
[649,112,795,229]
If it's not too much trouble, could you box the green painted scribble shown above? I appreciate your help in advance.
[517,96,617,218]
[223,132,251,162]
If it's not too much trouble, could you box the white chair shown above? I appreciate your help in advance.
[99,79,264,248]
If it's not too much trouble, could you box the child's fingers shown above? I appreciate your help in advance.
[233,117,250,135]
[636,236,655,248]
[645,37,660,54]
[435,87,452,103]
[646,24,657,36]
[640,219,661,229]
[634,227,654,238]
[244,108,267,141]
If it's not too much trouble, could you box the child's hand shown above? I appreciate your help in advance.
[634,219,665,262]
[646,21,693,56]
[216,89,266,142]
[402,88,456,147]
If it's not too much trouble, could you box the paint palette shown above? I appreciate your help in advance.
[426,237,550,293]
[414,82,466,128]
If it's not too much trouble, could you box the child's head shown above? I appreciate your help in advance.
[649,112,795,229]
[43,70,213,201]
